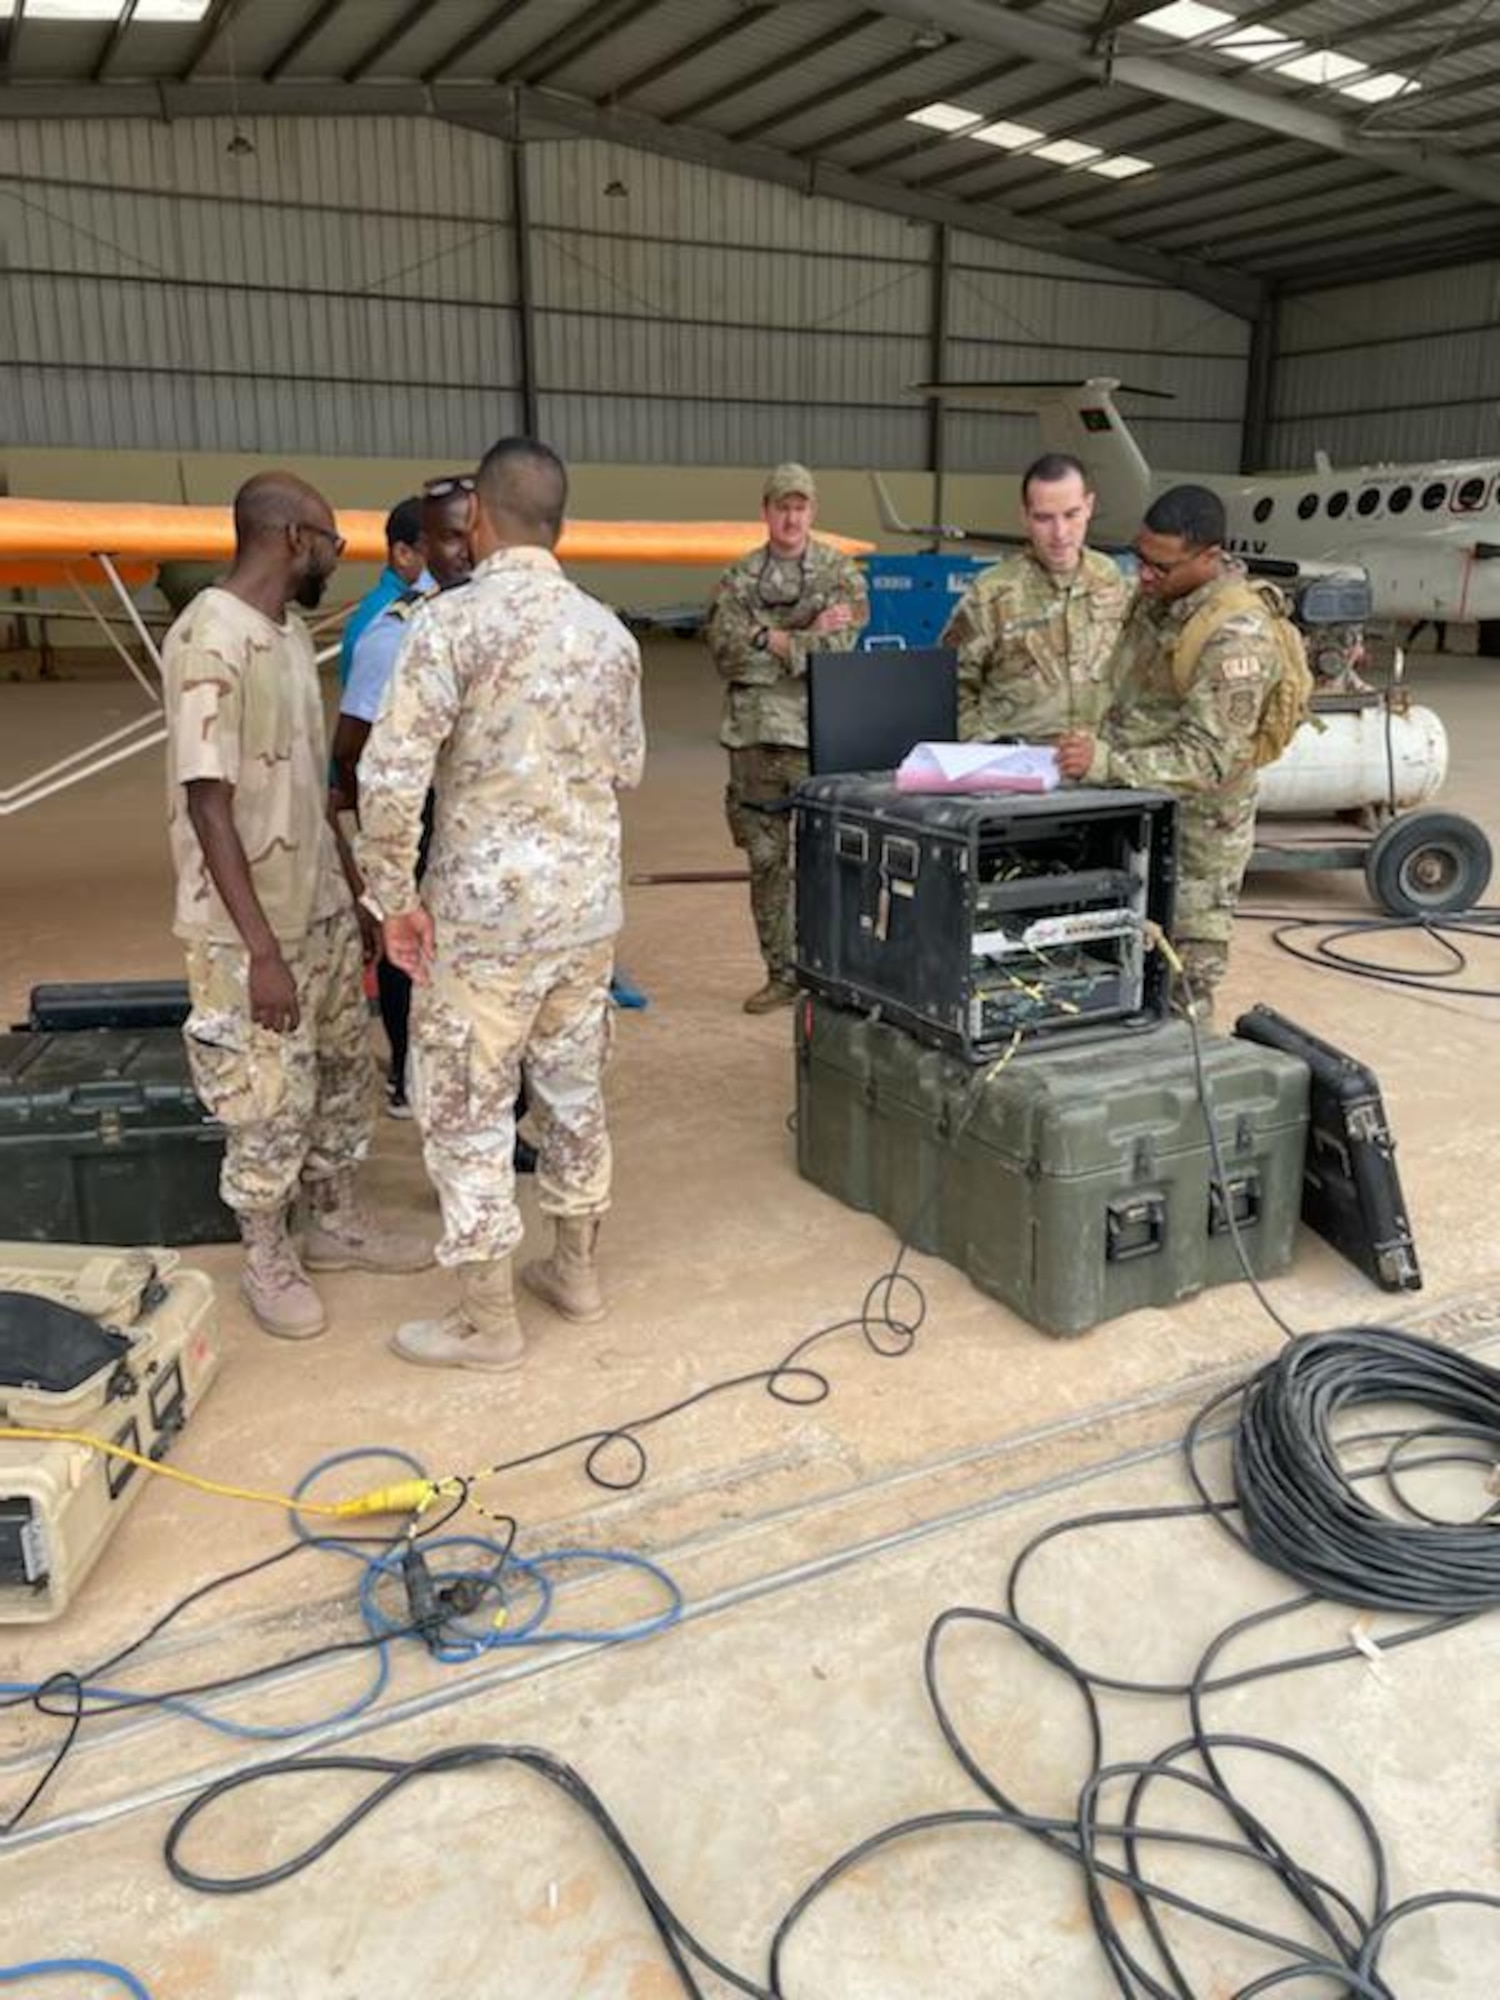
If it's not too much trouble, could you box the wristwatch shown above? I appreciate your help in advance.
[358,890,387,924]
[752,626,772,651]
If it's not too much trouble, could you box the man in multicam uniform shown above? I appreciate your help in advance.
[163,471,432,1341]
[357,438,645,1374]
[941,452,1132,743]
[705,463,869,1013]
[1057,485,1285,1019]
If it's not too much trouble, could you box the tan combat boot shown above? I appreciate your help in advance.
[520,1216,606,1323]
[301,1167,434,1274]
[239,1208,325,1340]
[743,975,797,1015]
[390,1257,525,1372]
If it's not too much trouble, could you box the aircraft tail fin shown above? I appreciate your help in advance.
[909,376,1162,538]
[869,471,1020,546]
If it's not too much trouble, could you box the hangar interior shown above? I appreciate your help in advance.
[3,2,1500,1994]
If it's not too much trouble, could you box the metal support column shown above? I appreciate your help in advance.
[511,133,540,440]
[1241,289,1280,475]
[927,222,951,550]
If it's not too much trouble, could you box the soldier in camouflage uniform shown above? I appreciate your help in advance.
[358,439,645,1374]
[1057,485,1285,1019]
[164,472,432,1341]
[705,463,869,1012]
[940,453,1132,742]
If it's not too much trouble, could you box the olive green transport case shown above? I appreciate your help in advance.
[795,998,1309,1335]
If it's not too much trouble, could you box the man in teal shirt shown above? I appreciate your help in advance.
[337,495,425,689]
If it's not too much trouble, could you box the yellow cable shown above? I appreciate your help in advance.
[0,1427,449,1520]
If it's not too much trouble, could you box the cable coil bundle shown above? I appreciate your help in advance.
[1219,1326,1500,1615]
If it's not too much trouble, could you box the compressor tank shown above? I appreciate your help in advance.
[1257,703,1447,817]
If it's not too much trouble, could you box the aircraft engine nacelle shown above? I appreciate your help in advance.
[1257,704,1448,817]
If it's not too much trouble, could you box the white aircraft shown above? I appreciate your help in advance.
[878,378,1500,654]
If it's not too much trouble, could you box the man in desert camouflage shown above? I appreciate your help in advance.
[941,451,1132,744]
[1057,485,1287,1018]
[357,438,645,1374]
[163,471,431,1341]
[705,463,869,1013]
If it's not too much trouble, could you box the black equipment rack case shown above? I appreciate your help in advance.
[794,777,1177,1061]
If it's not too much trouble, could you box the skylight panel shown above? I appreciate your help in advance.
[1032,138,1103,166]
[906,103,984,133]
[1137,1,1232,35]
[1087,155,1155,180]
[1276,49,1366,87]
[971,121,1046,149]
[1216,25,1303,64]
[1339,71,1420,104]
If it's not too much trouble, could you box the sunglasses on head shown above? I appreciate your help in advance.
[424,474,477,500]
[297,520,347,557]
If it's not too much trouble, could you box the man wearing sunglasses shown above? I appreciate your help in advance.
[706,463,870,1013]
[941,452,1132,744]
[1056,484,1288,1018]
[357,439,644,1374]
[162,472,432,1341]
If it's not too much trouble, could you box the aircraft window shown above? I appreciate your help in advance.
[1253,496,1274,523]
[1356,488,1381,516]
[1296,493,1318,520]
[1455,476,1486,511]
[1326,490,1350,519]
[1421,481,1448,510]
[1388,484,1413,514]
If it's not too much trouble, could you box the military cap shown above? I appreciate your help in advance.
[763,462,816,503]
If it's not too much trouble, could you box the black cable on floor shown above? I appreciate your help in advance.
[1237,904,1500,1000]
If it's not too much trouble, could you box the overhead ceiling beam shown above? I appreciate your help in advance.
[180,0,252,81]
[0,74,1264,313]
[344,0,441,82]
[264,0,350,85]
[507,0,658,88]
[725,45,918,147]
[420,0,536,84]
[666,13,882,127]
[867,0,1500,209]
[94,0,143,84]
[1172,186,1458,258]
[1276,225,1500,292]
[604,4,777,104]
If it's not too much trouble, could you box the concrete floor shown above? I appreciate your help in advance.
[2,640,1499,1994]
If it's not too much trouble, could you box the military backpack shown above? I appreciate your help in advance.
[1170,578,1314,768]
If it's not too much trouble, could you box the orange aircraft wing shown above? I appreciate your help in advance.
[0,497,872,568]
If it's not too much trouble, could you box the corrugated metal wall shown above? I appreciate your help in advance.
[2,116,1251,473]
[1270,264,1500,468]
[0,117,523,460]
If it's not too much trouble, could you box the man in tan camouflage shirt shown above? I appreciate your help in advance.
[1058,485,1285,1017]
[941,452,1132,744]
[164,471,431,1341]
[358,439,645,1374]
[705,463,869,1013]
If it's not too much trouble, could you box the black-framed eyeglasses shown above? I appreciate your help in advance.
[1132,546,1204,579]
[298,520,347,557]
[423,474,477,500]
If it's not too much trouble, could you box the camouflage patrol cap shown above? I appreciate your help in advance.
[763,462,816,503]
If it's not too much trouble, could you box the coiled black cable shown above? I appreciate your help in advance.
[1202,1326,1500,1615]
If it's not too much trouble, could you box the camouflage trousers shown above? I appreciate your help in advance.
[1173,790,1257,1013]
[182,907,374,1215]
[412,931,615,1268]
[725,744,808,981]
